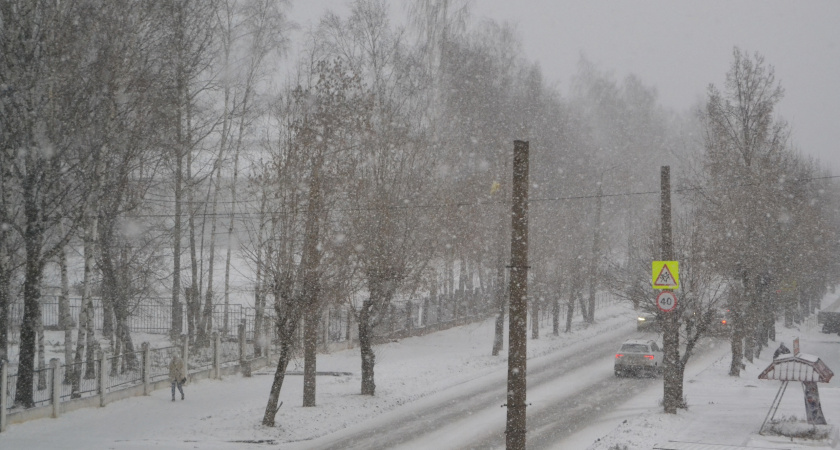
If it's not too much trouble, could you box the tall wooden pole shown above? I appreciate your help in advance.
[661,166,679,414]
[505,140,529,449]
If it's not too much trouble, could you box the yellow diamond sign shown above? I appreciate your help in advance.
[652,261,679,289]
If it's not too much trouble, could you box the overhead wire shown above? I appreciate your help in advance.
[123,173,840,220]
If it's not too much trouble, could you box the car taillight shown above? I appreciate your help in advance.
[615,354,623,358]
[644,355,654,360]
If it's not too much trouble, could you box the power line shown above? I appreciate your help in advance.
[121,173,840,219]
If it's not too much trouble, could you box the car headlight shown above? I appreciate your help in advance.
[637,317,645,322]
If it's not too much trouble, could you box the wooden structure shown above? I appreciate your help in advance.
[758,353,834,433]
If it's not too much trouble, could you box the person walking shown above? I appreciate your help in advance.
[169,354,186,401]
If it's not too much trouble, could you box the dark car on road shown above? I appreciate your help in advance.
[707,310,729,337]
[637,313,660,332]
[818,311,840,334]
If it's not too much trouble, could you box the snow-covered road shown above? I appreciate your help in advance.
[289,319,722,449]
[3,301,837,450]
[301,333,638,449]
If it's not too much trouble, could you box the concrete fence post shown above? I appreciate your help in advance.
[98,349,108,407]
[406,302,413,334]
[50,358,61,418]
[142,342,151,395]
[1,359,7,432]
[213,332,221,380]
[238,319,250,376]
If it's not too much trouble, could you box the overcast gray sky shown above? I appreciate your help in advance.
[291,1,840,171]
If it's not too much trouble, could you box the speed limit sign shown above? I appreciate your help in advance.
[656,291,677,312]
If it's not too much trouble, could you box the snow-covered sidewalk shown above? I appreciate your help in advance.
[2,300,839,449]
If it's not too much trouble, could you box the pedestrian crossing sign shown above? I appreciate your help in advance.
[652,261,679,289]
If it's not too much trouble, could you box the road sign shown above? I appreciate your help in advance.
[652,261,679,289]
[656,291,677,312]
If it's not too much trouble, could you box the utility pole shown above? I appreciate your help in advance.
[660,166,680,414]
[505,140,529,449]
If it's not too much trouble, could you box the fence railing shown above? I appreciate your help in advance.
[0,331,260,432]
[61,359,99,401]
[2,290,621,432]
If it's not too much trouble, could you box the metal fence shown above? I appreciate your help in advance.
[149,346,180,383]
[60,360,99,402]
[4,366,54,411]
[106,350,143,392]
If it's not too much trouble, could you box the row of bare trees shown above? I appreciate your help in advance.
[0,0,291,407]
[608,48,840,413]
[2,0,837,425]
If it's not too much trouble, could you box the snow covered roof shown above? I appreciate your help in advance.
[758,353,834,382]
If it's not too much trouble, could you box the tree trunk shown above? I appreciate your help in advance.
[301,156,323,406]
[171,147,184,341]
[59,239,74,382]
[202,135,227,345]
[577,291,588,324]
[76,212,98,382]
[586,185,603,324]
[729,275,748,377]
[252,195,267,352]
[0,243,9,363]
[36,299,47,391]
[729,305,744,377]
[530,294,539,339]
[565,289,575,333]
[302,308,318,406]
[71,295,90,398]
[359,299,376,396]
[492,259,505,354]
[187,147,200,345]
[16,200,45,407]
[261,319,296,427]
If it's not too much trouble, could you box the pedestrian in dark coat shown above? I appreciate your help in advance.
[169,355,186,401]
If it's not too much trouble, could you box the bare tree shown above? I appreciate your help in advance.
[261,58,371,423]
[695,48,789,376]
[159,0,218,343]
[1,0,100,407]
[209,0,291,345]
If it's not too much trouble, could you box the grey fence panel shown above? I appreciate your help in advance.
[4,372,16,411]
[2,366,53,410]
[106,351,143,392]
[219,341,239,366]
[326,307,349,342]
[189,345,214,372]
[149,346,180,383]
[30,366,53,408]
[61,360,99,401]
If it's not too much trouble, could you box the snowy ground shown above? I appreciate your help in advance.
[2,298,839,449]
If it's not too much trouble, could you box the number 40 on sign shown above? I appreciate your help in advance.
[656,291,677,312]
